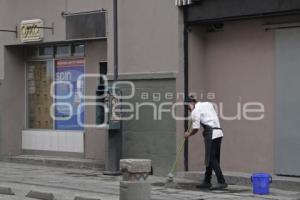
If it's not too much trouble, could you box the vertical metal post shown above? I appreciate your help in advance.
[103,0,122,176]
[113,0,118,81]
[183,9,189,172]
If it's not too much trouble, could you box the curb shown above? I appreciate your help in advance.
[2,155,104,170]
[176,171,300,192]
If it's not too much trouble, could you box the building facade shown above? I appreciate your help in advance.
[184,0,300,176]
[0,0,182,176]
[0,0,299,176]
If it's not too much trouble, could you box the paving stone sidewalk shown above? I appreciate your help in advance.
[0,162,298,200]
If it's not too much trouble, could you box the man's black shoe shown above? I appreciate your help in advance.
[196,182,212,189]
[210,183,228,190]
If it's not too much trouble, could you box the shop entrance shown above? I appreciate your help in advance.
[22,45,85,157]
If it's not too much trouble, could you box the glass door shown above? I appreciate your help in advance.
[26,60,54,129]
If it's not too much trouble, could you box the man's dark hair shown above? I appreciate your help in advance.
[186,95,197,103]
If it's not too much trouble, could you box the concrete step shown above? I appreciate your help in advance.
[176,171,300,192]
[3,155,104,170]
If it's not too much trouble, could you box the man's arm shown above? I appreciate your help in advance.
[184,128,199,138]
[185,105,201,138]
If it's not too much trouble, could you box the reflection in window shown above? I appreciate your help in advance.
[72,44,85,56]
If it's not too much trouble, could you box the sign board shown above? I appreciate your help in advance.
[55,59,85,130]
[20,19,44,42]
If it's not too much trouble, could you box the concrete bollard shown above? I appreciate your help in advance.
[120,182,151,200]
[119,159,152,200]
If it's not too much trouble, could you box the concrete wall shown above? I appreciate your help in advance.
[114,0,182,175]
[188,19,276,173]
[0,46,25,157]
[117,0,180,74]
[84,40,107,162]
[187,26,206,171]
[0,0,18,79]
[119,78,176,176]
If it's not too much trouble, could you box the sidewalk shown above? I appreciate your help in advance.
[0,162,298,200]
[177,171,300,192]
[7,155,300,191]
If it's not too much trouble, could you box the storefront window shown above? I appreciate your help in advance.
[38,46,53,57]
[56,45,71,57]
[55,59,85,130]
[26,60,54,129]
[26,43,85,130]
[72,44,85,56]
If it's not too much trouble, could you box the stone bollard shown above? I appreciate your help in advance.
[119,159,151,200]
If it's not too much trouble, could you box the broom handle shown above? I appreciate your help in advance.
[170,138,185,174]
[170,120,193,173]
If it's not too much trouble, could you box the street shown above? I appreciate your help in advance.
[0,162,298,200]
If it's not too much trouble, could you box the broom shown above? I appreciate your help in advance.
[166,120,192,183]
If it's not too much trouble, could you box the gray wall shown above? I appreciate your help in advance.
[117,0,180,74]
[115,0,183,175]
[275,28,300,176]
[188,19,276,173]
[187,26,206,171]
[84,40,108,162]
[116,0,183,174]
[120,78,176,176]
[0,46,25,157]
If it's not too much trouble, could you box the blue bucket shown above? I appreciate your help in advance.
[251,173,272,195]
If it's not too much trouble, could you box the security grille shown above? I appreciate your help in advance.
[66,11,106,40]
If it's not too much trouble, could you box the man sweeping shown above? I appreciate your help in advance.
[184,96,228,190]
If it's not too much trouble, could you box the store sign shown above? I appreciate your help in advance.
[55,59,85,130]
[20,19,44,42]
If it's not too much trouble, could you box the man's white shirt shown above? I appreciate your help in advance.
[191,102,224,140]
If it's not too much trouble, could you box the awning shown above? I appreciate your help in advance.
[185,0,300,23]
[175,0,192,7]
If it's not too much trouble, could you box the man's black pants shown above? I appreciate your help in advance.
[204,137,226,184]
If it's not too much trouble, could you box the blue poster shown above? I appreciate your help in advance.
[55,59,84,130]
